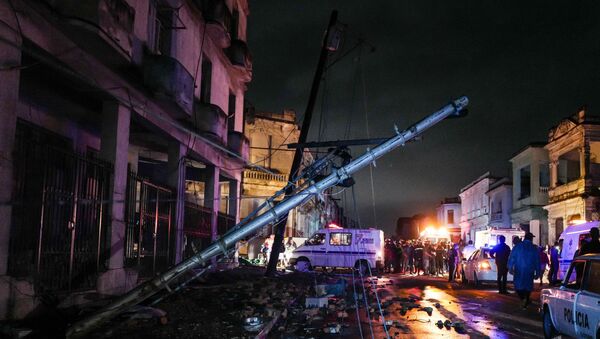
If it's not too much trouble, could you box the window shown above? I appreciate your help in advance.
[228,92,236,131]
[148,1,174,55]
[584,261,600,294]
[329,232,352,246]
[519,165,531,199]
[539,164,550,188]
[557,149,580,185]
[200,56,212,103]
[306,233,325,246]
[447,210,454,224]
[564,260,586,290]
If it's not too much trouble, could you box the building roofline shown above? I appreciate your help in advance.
[487,177,512,193]
[460,172,499,193]
[509,142,547,161]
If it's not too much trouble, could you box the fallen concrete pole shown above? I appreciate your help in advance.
[66,96,468,338]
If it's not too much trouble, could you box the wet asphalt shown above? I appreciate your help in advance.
[339,273,546,339]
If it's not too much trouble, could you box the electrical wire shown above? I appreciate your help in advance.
[358,49,378,227]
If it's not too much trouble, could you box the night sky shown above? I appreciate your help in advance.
[246,0,600,236]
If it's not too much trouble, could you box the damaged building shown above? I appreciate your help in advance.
[0,0,251,319]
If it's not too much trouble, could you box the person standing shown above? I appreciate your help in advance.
[581,227,600,255]
[490,235,511,294]
[508,232,540,309]
[448,243,460,282]
[538,246,549,286]
[548,242,559,285]
[407,242,415,274]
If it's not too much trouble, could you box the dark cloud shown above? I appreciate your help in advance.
[247,0,600,234]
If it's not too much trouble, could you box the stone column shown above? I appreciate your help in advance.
[97,101,133,295]
[168,142,187,264]
[0,8,20,278]
[204,166,220,242]
[0,4,25,319]
[580,144,589,179]
[549,160,558,188]
[228,179,240,224]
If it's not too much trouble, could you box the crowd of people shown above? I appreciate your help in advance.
[382,238,464,278]
[384,227,600,310]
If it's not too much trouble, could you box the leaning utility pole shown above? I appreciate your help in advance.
[265,10,340,276]
[66,97,468,338]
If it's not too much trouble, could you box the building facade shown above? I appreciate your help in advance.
[241,109,348,258]
[436,197,461,243]
[0,0,251,319]
[510,144,549,245]
[486,178,513,229]
[544,109,600,244]
[459,173,497,243]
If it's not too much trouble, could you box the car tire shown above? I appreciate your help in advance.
[543,307,558,339]
[461,268,468,285]
[295,258,312,272]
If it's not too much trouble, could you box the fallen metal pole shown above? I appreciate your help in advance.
[65,96,468,338]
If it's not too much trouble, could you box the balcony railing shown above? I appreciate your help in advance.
[51,0,138,65]
[549,178,584,203]
[244,169,288,182]
[142,53,194,118]
[186,101,228,144]
[490,212,503,222]
[539,186,549,193]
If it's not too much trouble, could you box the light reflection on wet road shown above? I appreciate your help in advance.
[358,274,543,338]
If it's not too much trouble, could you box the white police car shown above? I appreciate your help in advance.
[541,254,600,339]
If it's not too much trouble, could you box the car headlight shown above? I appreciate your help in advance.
[478,261,491,270]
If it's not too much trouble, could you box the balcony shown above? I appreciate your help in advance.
[193,0,232,48]
[50,0,139,67]
[227,131,249,161]
[490,212,503,222]
[225,39,252,82]
[539,186,549,194]
[243,169,288,183]
[142,53,194,118]
[186,102,227,144]
[548,178,584,204]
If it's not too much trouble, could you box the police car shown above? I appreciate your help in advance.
[541,254,600,339]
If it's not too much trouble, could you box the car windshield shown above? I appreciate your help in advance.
[480,249,491,259]
[305,233,325,246]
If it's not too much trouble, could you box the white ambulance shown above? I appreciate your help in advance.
[541,254,600,339]
[288,227,384,275]
[557,221,599,281]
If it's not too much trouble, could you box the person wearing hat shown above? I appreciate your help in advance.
[507,232,540,309]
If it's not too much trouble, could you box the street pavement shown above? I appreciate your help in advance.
[348,272,545,339]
